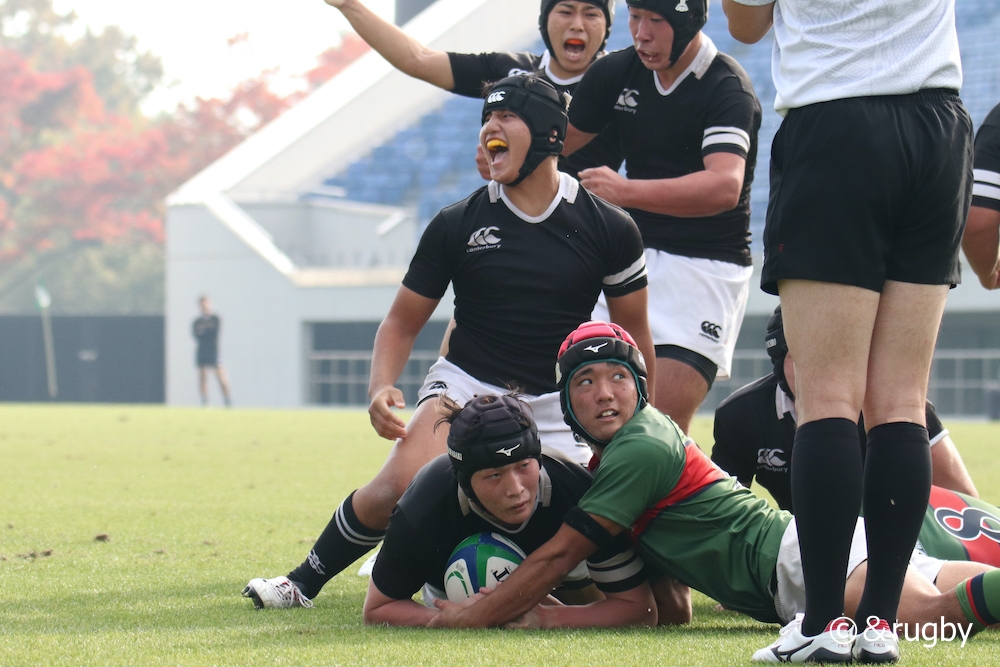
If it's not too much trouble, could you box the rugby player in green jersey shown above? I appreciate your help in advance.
[430,321,1000,662]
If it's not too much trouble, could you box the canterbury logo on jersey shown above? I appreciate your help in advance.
[700,321,722,342]
[486,91,506,104]
[757,448,787,469]
[615,88,639,113]
[467,226,502,253]
[507,68,531,77]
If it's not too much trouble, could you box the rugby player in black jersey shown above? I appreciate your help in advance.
[562,0,761,435]
[243,74,653,609]
[963,103,1000,290]
[362,393,652,626]
[322,0,623,178]
[712,306,979,511]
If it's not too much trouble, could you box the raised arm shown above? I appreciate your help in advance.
[325,0,455,89]
[368,286,440,440]
[721,0,775,45]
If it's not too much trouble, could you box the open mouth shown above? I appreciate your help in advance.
[487,139,508,164]
[564,38,586,58]
[597,409,619,420]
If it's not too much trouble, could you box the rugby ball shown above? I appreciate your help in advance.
[443,532,526,602]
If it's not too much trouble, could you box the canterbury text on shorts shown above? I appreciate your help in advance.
[416,358,591,465]
[761,89,973,295]
[773,517,946,624]
[593,249,751,380]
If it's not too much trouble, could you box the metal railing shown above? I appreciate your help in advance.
[307,348,1000,418]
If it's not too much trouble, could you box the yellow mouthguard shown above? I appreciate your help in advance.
[487,139,508,150]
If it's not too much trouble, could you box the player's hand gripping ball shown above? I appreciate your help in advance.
[443,532,526,602]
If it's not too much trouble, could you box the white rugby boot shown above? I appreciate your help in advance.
[242,576,314,609]
[753,613,855,663]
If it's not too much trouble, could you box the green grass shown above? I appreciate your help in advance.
[1,406,999,665]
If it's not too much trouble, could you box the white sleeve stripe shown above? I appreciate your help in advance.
[588,556,645,583]
[603,256,648,287]
[704,126,751,143]
[703,134,750,152]
[973,183,1000,201]
[928,428,948,448]
[974,169,1000,187]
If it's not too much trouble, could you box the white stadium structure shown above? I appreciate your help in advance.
[166,0,1000,412]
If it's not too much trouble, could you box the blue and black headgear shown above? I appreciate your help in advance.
[556,321,648,446]
[539,0,616,59]
[764,305,794,400]
[626,0,708,65]
[482,74,568,186]
[447,394,542,503]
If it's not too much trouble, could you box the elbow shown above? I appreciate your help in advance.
[729,27,766,45]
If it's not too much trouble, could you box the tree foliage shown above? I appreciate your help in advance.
[0,0,366,313]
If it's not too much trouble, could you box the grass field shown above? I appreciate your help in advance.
[2,405,999,665]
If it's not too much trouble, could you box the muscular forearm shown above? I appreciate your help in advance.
[535,591,656,628]
[369,317,420,396]
[618,169,742,217]
[962,206,1000,289]
[333,0,454,89]
[364,597,439,626]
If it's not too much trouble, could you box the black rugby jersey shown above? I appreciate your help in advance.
[973,103,1000,213]
[192,314,220,365]
[568,38,761,266]
[371,452,646,601]
[448,50,623,179]
[403,173,647,395]
[711,374,946,512]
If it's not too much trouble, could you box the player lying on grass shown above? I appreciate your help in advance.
[429,321,1000,662]
[242,74,653,609]
[712,306,1000,570]
[361,392,652,626]
[323,0,623,179]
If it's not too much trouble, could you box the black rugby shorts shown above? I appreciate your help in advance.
[760,89,973,295]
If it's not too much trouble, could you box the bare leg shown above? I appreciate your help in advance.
[856,281,948,625]
[198,367,209,405]
[215,366,232,407]
[352,397,451,530]
[653,358,709,434]
[779,279,877,636]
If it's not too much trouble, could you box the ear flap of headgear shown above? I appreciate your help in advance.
[482,74,569,186]
[539,0,616,57]
[764,305,793,399]
[447,394,542,501]
[626,0,707,65]
[555,321,648,446]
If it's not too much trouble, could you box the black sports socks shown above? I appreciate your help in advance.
[287,491,384,599]
[854,422,932,625]
[791,418,864,637]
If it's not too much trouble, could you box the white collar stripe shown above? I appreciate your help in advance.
[496,172,578,223]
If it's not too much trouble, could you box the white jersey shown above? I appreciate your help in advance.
[735,0,963,113]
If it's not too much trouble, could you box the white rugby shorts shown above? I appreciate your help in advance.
[593,249,752,379]
[417,357,591,465]
[773,517,946,624]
